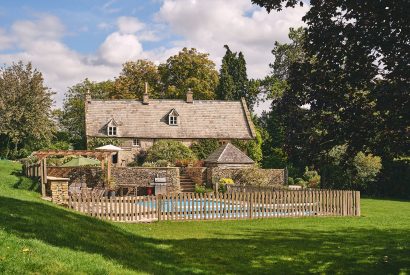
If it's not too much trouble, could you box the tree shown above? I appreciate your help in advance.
[253,0,409,193]
[217,45,259,110]
[60,79,114,149]
[258,28,307,171]
[145,140,197,164]
[0,61,55,158]
[158,48,219,100]
[114,60,161,99]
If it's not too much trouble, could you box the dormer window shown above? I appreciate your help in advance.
[168,109,179,126]
[108,126,117,136]
[169,115,177,125]
[106,118,118,136]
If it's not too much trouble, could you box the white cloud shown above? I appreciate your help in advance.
[156,0,308,78]
[0,28,14,50]
[99,32,143,64]
[117,16,145,34]
[0,15,119,106]
[0,2,308,115]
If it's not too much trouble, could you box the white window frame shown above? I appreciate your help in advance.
[107,126,117,136]
[132,138,140,147]
[169,115,178,126]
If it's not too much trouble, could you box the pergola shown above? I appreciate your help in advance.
[33,150,117,197]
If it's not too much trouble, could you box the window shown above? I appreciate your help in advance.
[108,126,117,136]
[132,138,140,147]
[169,115,178,125]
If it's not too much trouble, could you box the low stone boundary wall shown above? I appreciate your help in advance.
[207,167,285,187]
[47,166,180,193]
[112,167,180,193]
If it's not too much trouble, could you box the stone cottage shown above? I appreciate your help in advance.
[85,89,256,166]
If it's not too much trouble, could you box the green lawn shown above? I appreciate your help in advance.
[0,160,409,274]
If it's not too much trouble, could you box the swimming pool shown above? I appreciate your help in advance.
[136,198,315,219]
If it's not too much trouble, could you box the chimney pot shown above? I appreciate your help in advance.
[186,88,193,103]
[143,82,149,104]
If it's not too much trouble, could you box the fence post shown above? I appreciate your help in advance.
[157,194,162,222]
[249,193,253,219]
[356,191,361,216]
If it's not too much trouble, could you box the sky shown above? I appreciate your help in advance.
[0,0,308,113]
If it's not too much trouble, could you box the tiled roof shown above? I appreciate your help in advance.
[204,143,255,164]
[85,98,255,139]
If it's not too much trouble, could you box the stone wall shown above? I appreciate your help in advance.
[48,166,180,193]
[47,167,103,188]
[207,167,285,188]
[112,167,180,193]
[49,180,69,204]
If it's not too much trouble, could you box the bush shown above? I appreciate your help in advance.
[145,140,196,164]
[294,178,307,188]
[236,167,270,187]
[195,185,213,194]
[155,159,170,167]
[142,162,156,167]
[141,160,170,167]
[303,167,321,188]
[190,139,220,160]
[287,177,294,185]
[218,178,234,193]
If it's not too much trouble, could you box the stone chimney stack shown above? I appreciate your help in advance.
[186,88,193,103]
[85,89,92,104]
[142,82,149,105]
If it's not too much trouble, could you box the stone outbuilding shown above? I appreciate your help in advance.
[204,143,255,168]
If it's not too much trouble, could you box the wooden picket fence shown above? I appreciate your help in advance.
[68,190,360,222]
[23,162,41,179]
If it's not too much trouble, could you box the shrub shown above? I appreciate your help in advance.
[287,177,294,185]
[303,167,321,188]
[218,178,234,193]
[190,139,220,160]
[145,140,196,164]
[353,152,382,187]
[294,178,307,188]
[155,159,170,167]
[195,185,213,194]
[142,162,156,167]
[141,160,170,167]
[236,167,270,187]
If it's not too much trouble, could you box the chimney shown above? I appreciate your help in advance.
[85,89,92,104]
[186,88,193,103]
[142,82,149,105]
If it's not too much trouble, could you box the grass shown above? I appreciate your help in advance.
[0,160,409,274]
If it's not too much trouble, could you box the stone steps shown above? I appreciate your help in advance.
[180,173,195,192]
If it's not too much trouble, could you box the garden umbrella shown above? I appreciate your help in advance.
[61,156,100,167]
[95,144,123,151]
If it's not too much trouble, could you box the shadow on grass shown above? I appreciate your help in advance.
[0,196,409,274]
[11,169,39,192]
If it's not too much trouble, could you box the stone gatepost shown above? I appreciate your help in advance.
[47,176,70,204]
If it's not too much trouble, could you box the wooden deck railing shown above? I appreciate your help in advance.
[68,190,360,222]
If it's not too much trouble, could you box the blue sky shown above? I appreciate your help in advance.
[0,0,308,111]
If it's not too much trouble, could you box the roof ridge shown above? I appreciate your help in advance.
[216,143,229,162]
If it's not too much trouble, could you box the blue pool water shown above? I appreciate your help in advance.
[136,199,315,218]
